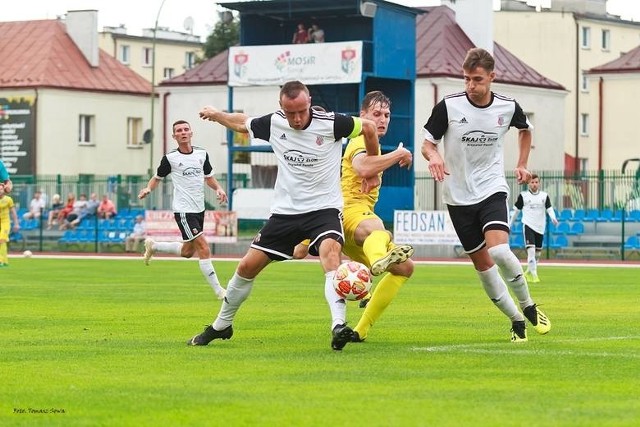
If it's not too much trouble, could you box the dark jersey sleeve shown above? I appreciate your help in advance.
[203,153,213,176]
[333,113,356,141]
[250,113,273,142]
[509,101,530,130]
[545,195,552,209]
[156,156,171,178]
[514,193,524,210]
[423,100,449,140]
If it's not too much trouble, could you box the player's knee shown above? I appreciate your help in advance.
[388,259,414,277]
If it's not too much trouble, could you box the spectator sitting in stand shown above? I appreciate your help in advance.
[125,215,146,253]
[292,22,308,44]
[97,194,117,219]
[57,193,76,228]
[22,191,46,220]
[68,192,99,229]
[46,194,63,230]
[60,193,88,230]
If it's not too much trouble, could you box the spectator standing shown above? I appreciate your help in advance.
[97,194,117,219]
[308,23,325,43]
[292,23,309,44]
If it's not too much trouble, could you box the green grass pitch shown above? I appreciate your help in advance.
[1,257,639,426]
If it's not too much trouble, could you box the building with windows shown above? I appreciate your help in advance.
[0,10,151,177]
[99,26,203,84]
[494,0,640,172]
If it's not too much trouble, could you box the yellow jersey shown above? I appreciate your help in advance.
[0,194,15,227]
[341,135,381,210]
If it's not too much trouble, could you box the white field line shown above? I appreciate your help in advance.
[413,335,640,359]
[10,253,640,268]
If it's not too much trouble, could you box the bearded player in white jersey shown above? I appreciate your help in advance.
[421,48,551,343]
[508,173,558,283]
[138,120,228,301]
[191,80,380,350]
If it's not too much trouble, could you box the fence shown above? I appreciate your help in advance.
[7,169,640,260]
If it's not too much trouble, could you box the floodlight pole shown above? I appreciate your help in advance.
[149,0,168,178]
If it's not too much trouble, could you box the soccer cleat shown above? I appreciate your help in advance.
[370,244,414,276]
[523,304,551,334]
[331,324,354,351]
[187,325,233,346]
[525,271,540,283]
[359,296,371,308]
[143,238,155,265]
[510,320,528,343]
[351,331,366,343]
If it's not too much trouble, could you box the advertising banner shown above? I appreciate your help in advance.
[393,210,461,245]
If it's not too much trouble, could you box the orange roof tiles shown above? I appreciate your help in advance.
[0,20,150,95]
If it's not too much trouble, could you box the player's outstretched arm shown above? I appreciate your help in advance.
[421,139,448,182]
[138,176,160,200]
[353,142,412,179]
[199,106,249,133]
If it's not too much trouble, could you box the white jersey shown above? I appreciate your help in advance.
[247,109,359,215]
[156,146,213,213]
[423,92,533,206]
[514,190,553,234]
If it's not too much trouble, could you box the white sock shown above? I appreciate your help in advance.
[477,265,523,322]
[489,244,534,309]
[324,270,346,330]
[212,273,253,330]
[198,259,224,297]
[526,246,537,275]
[153,241,182,255]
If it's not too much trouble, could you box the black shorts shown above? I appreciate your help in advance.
[523,225,543,249]
[174,211,205,242]
[447,192,510,254]
[251,208,344,261]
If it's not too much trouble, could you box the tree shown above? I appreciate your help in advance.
[203,17,240,59]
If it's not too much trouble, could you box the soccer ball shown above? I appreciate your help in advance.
[23,250,33,258]
[333,261,372,301]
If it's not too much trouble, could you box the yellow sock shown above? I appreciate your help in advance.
[362,230,391,266]
[354,273,407,339]
[0,242,8,264]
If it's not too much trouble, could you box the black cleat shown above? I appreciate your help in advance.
[187,325,233,346]
[351,331,366,343]
[331,324,354,351]
[510,320,527,343]
[359,297,370,309]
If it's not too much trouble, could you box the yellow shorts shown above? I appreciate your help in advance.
[0,225,9,241]
[341,204,381,267]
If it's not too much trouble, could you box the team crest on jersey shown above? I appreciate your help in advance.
[497,116,504,126]
[315,136,323,146]
[192,228,198,234]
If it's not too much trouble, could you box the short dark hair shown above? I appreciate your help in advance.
[280,81,309,101]
[172,119,190,133]
[531,173,539,180]
[463,48,495,73]
[361,90,391,111]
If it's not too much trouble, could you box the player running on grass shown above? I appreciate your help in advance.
[421,48,551,342]
[138,119,228,300]
[294,91,414,343]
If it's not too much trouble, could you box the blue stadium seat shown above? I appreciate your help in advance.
[512,222,523,234]
[550,235,569,250]
[572,209,586,222]
[624,235,640,250]
[596,209,613,222]
[569,221,585,235]
[584,209,599,222]
[552,222,570,235]
[510,233,525,248]
[559,209,573,222]
[628,210,640,222]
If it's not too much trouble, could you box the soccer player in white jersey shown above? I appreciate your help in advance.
[421,48,551,343]
[190,80,380,350]
[508,173,558,283]
[138,120,228,300]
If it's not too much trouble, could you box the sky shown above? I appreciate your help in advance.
[1,0,639,39]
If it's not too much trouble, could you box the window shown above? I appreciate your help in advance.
[581,73,589,92]
[78,115,94,145]
[580,113,589,136]
[142,47,153,67]
[601,29,610,51]
[185,52,196,70]
[163,68,174,80]
[127,117,143,147]
[119,45,130,64]
[581,26,591,49]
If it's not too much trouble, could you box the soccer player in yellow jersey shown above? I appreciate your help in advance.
[295,91,414,342]
[0,183,20,267]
